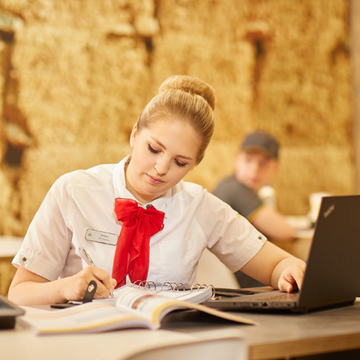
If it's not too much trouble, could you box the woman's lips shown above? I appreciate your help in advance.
[147,174,164,185]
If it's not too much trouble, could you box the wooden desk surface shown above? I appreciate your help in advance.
[164,299,360,359]
[2,316,248,360]
[242,300,360,359]
[4,299,360,360]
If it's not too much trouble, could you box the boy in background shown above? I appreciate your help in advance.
[213,131,295,287]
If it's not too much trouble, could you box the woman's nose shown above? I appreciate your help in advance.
[154,157,170,176]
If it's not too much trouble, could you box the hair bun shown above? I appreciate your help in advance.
[158,75,216,111]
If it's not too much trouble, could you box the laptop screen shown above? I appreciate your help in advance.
[297,195,360,309]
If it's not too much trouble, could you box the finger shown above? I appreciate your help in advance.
[291,269,304,290]
[92,281,113,299]
[79,266,116,299]
[278,267,303,293]
[278,276,294,293]
[91,267,113,289]
[110,278,117,290]
[288,265,305,291]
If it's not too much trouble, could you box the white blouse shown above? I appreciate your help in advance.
[13,156,267,287]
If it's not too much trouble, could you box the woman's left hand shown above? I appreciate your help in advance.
[278,262,306,293]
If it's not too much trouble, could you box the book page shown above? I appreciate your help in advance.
[155,287,213,303]
[113,285,256,327]
[113,283,212,304]
[23,286,255,335]
[23,301,156,334]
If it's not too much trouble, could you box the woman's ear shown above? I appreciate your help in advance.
[130,124,138,149]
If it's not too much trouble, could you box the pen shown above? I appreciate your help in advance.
[78,247,115,299]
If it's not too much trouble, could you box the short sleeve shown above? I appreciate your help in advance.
[12,175,73,281]
[195,191,267,273]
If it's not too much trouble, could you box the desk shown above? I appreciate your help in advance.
[2,314,247,360]
[244,301,360,359]
[3,300,360,360]
[170,300,360,359]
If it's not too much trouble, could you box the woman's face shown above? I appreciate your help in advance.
[126,118,202,203]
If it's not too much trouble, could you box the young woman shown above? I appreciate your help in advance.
[9,75,305,305]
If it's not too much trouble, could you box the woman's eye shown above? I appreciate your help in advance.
[175,159,186,167]
[148,145,159,154]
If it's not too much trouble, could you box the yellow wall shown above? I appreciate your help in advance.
[0,0,354,238]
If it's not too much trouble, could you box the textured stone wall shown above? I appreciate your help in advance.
[0,0,354,237]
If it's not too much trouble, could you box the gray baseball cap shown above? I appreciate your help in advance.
[241,131,279,159]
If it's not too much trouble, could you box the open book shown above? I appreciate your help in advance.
[23,283,255,334]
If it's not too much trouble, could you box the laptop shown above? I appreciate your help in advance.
[0,295,25,329]
[204,195,360,313]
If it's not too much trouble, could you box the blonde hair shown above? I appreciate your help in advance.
[136,75,216,164]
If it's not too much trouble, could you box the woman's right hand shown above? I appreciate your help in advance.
[8,265,117,306]
[61,266,117,301]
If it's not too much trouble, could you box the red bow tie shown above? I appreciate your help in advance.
[112,198,165,288]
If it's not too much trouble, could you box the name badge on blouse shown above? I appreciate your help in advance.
[85,229,118,246]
